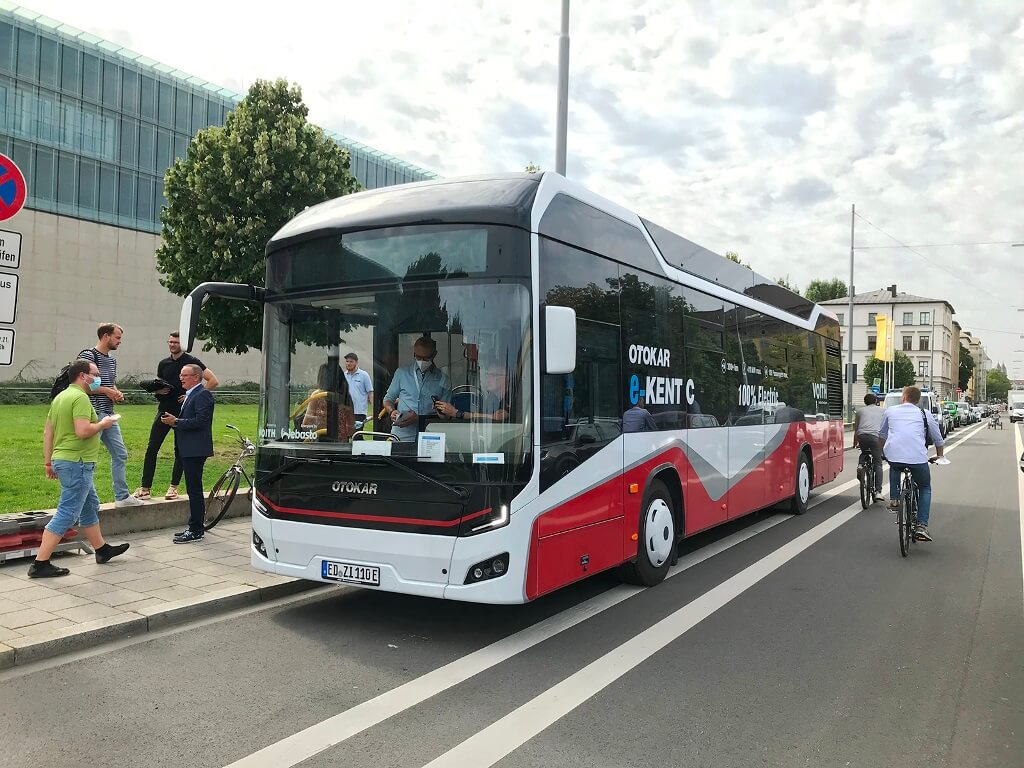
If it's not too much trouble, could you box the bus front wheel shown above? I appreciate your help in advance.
[620,479,675,587]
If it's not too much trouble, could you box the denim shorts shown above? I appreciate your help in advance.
[47,459,101,535]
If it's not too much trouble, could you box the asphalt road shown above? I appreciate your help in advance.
[1,421,1021,768]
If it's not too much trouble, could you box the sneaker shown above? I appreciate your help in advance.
[95,542,130,564]
[873,494,883,503]
[133,487,151,500]
[28,560,70,578]
[914,526,933,542]
[115,495,145,507]
[887,499,900,512]
[173,529,204,544]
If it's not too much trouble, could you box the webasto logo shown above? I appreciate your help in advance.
[280,428,318,440]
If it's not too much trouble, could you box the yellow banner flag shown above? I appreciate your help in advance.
[875,314,893,362]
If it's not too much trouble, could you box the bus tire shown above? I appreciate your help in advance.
[620,479,675,587]
[790,451,811,515]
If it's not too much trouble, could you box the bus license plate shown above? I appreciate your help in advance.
[322,559,380,586]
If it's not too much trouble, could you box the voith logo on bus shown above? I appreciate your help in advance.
[627,344,695,406]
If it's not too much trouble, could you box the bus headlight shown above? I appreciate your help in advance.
[460,504,510,536]
[464,553,510,584]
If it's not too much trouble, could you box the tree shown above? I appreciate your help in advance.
[524,162,541,173]
[987,368,1011,400]
[804,278,848,303]
[863,351,916,390]
[724,251,751,270]
[775,275,799,293]
[157,79,360,353]
[958,343,975,391]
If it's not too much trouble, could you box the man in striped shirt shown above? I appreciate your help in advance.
[79,323,144,508]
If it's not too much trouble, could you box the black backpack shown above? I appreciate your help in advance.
[50,348,98,401]
[921,407,933,447]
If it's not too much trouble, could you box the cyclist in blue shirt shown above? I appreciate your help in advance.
[879,386,945,542]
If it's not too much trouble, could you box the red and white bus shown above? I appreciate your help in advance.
[179,172,844,603]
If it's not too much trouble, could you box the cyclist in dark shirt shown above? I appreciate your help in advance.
[134,331,218,500]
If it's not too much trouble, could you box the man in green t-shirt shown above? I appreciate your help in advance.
[31,360,131,578]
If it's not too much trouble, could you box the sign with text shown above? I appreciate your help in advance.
[0,272,18,323]
[0,153,28,222]
[0,328,13,365]
[0,229,21,269]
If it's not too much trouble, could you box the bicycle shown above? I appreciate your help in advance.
[204,424,255,531]
[896,456,940,557]
[857,448,879,510]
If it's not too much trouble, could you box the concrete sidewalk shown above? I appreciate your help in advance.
[0,517,318,669]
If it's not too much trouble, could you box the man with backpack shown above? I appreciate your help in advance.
[78,323,143,507]
[33,359,130,577]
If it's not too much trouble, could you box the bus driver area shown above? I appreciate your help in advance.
[180,172,844,604]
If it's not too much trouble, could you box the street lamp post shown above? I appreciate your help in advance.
[846,204,855,422]
[554,0,570,176]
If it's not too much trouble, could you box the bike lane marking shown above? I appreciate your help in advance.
[419,420,989,768]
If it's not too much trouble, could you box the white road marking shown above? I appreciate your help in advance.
[223,514,789,768]
[227,423,990,768]
[1014,424,1024,611]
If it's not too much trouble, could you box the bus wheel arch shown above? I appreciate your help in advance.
[790,446,812,515]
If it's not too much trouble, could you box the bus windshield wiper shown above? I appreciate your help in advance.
[260,453,468,500]
[372,455,470,500]
[260,455,340,487]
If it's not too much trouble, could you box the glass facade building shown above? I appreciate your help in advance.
[0,2,437,234]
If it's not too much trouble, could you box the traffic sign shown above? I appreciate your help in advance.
[0,272,18,323]
[0,153,28,222]
[0,329,12,366]
[0,229,21,269]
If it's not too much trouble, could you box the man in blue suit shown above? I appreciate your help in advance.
[160,364,214,543]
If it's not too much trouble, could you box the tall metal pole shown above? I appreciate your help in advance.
[846,204,855,421]
[929,308,935,392]
[555,0,570,175]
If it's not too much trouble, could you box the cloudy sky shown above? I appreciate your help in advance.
[21,0,1024,372]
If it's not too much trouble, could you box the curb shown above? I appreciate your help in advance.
[0,578,323,670]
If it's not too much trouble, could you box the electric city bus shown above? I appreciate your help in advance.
[178,172,845,604]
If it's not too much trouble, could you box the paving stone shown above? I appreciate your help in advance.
[144,585,207,603]
[13,617,75,636]
[0,575,33,593]
[62,581,120,599]
[23,594,92,612]
[54,603,127,623]
[0,597,21,614]
[85,569,155,586]
[0,624,23,642]
[92,588,151,607]
[1,584,62,603]
[171,572,231,589]
[189,562,237,577]
[112,576,177,594]
[0,608,60,629]
[116,597,169,614]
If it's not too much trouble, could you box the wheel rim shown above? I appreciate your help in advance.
[798,461,810,504]
[644,498,674,568]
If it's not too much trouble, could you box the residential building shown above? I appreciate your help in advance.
[0,3,436,381]
[959,330,989,401]
[821,289,959,398]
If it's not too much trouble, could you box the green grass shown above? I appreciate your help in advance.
[0,404,258,514]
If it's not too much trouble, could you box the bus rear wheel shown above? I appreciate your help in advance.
[790,452,811,515]
[620,479,675,587]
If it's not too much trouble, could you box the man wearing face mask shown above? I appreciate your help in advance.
[33,359,130,577]
[383,336,452,443]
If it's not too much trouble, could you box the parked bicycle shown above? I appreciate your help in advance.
[204,424,255,531]
[896,456,940,557]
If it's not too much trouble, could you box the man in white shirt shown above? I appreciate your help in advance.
[853,393,885,502]
[878,386,945,542]
[344,353,374,418]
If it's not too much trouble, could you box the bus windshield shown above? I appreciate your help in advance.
[259,225,532,473]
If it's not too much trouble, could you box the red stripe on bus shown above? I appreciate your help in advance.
[256,493,491,529]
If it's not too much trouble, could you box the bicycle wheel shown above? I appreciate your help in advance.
[859,460,871,510]
[204,469,241,531]
[898,478,912,557]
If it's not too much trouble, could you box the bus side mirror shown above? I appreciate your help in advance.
[545,306,576,375]
[1020,451,1024,474]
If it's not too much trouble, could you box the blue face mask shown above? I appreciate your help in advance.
[88,375,101,392]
